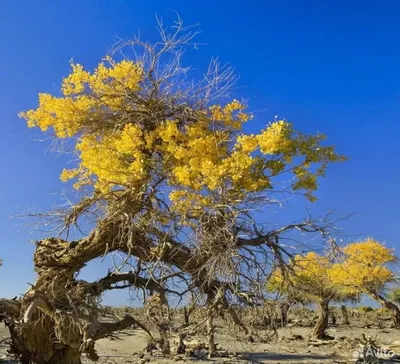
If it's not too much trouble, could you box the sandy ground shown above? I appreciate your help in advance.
[91,326,400,363]
[0,323,399,364]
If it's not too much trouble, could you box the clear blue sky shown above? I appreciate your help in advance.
[0,1,399,306]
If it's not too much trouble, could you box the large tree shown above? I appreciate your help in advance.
[0,21,344,363]
[330,239,400,327]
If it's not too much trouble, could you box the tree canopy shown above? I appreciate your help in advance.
[330,239,400,328]
[269,251,341,338]
[269,252,335,302]
[329,239,397,296]
[20,59,343,207]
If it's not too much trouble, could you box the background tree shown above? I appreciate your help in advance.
[0,19,344,364]
[269,252,338,339]
[266,275,310,327]
[330,239,400,328]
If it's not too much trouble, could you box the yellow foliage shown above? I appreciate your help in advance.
[269,252,336,301]
[19,57,345,215]
[329,239,397,295]
[20,59,142,138]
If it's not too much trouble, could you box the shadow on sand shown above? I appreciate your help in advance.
[243,352,337,362]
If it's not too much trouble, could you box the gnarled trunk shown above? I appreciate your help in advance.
[4,311,82,364]
[311,298,330,339]
[2,294,144,363]
[370,292,400,328]
[0,205,279,362]
[1,267,85,364]
[0,236,148,363]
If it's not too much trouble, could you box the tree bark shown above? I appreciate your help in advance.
[311,299,330,339]
[370,292,400,328]
[39,348,81,364]
[5,316,82,364]
[3,303,146,364]
[341,305,350,325]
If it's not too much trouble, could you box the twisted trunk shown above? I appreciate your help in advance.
[0,216,271,362]
[2,294,144,363]
[370,292,400,328]
[0,233,151,363]
[311,298,330,339]
[3,299,82,364]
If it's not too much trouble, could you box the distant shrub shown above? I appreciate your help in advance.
[359,306,374,313]
[376,307,391,315]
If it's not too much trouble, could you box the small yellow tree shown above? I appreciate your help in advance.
[330,239,400,327]
[269,252,337,339]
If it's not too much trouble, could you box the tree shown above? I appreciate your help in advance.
[330,239,400,328]
[266,273,310,327]
[1,20,345,363]
[269,252,338,339]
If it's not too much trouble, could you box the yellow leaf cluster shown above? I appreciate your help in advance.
[19,58,142,138]
[19,57,345,215]
[269,252,336,301]
[210,99,251,129]
[329,239,397,295]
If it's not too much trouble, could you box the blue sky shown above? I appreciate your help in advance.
[0,1,399,306]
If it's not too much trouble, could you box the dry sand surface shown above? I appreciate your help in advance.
[90,325,400,363]
[0,322,400,364]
